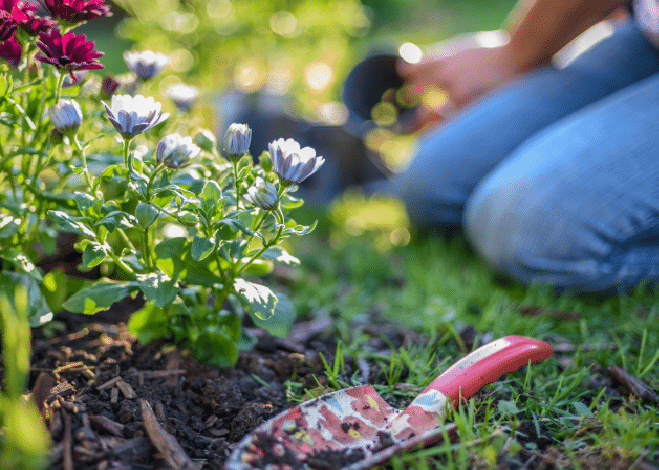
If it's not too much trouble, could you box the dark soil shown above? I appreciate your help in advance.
[7,293,652,470]
[20,292,442,470]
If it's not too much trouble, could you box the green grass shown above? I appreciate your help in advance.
[283,193,659,469]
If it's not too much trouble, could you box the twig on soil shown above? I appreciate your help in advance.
[606,364,659,403]
[30,372,55,411]
[141,398,201,470]
[137,369,187,379]
[97,376,122,390]
[53,361,95,380]
[116,379,137,399]
[62,409,74,470]
[89,415,125,438]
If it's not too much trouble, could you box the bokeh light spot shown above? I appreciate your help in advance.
[318,102,349,126]
[207,0,233,19]
[399,42,422,64]
[169,48,194,72]
[234,59,266,93]
[270,11,298,38]
[304,61,333,93]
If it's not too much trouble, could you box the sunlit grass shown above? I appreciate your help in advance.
[284,191,659,469]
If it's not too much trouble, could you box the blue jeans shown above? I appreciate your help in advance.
[383,21,659,291]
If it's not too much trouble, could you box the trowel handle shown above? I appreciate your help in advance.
[425,335,553,405]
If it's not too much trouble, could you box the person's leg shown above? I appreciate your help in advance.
[464,71,659,291]
[382,21,659,228]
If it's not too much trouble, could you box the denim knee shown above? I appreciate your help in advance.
[463,165,659,292]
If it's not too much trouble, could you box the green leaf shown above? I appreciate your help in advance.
[281,220,317,237]
[243,259,273,276]
[154,237,222,288]
[48,210,96,237]
[96,210,138,232]
[229,239,249,261]
[127,304,170,344]
[135,202,159,229]
[251,291,296,337]
[135,272,178,309]
[82,242,107,268]
[570,400,593,417]
[280,194,304,210]
[74,192,99,214]
[260,247,300,265]
[191,235,215,261]
[233,278,277,320]
[201,180,222,200]
[497,400,522,416]
[37,226,58,254]
[63,279,135,315]
[0,249,43,281]
[216,217,255,237]
[0,214,20,238]
[0,272,52,327]
[152,185,198,209]
[189,323,239,368]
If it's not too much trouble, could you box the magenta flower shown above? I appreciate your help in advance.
[40,0,111,27]
[17,2,56,36]
[0,34,21,67]
[0,0,23,42]
[36,29,103,80]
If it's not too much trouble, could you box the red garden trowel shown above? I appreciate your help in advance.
[225,335,553,470]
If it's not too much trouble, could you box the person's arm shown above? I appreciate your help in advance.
[506,0,630,72]
[397,0,630,131]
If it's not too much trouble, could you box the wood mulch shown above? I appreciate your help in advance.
[20,297,428,470]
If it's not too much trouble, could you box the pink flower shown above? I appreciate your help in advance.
[40,0,111,27]
[0,34,21,67]
[17,1,56,36]
[36,29,104,80]
[0,0,23,42]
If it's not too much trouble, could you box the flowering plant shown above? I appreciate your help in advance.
[0,0,322,367]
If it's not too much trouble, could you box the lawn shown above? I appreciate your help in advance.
[285,195,659,468]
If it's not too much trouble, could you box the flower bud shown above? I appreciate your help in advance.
[259,152,273,173]
[193,129,217,153]
[223,123,252,162]
[244,177,279,211]
[156,134,200,170]
[49,128,64,146]
[100,74,119,100]
[123,50,169,81]
[48,99,83,135]
[167,83,199,113]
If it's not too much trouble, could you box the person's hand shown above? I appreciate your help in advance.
[397,32,520,131]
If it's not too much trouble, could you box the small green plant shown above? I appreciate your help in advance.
[0,286,51,470]
[0,0,323,367]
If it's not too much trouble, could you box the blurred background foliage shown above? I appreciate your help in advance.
[83,0,516,145]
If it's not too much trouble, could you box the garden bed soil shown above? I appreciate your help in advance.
[25,302,432,470]
[11,300,655,470]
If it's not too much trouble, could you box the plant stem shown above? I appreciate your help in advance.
[123,137,133,173]
[55,72,65,103]
[238,206,283,274]
[107,249,134,278]
[232,160,241,209]
[146,163,165,202]
[142,230,152,271]
[214,272,235,314]
[74,136,95,195]
[116,227,137,253]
